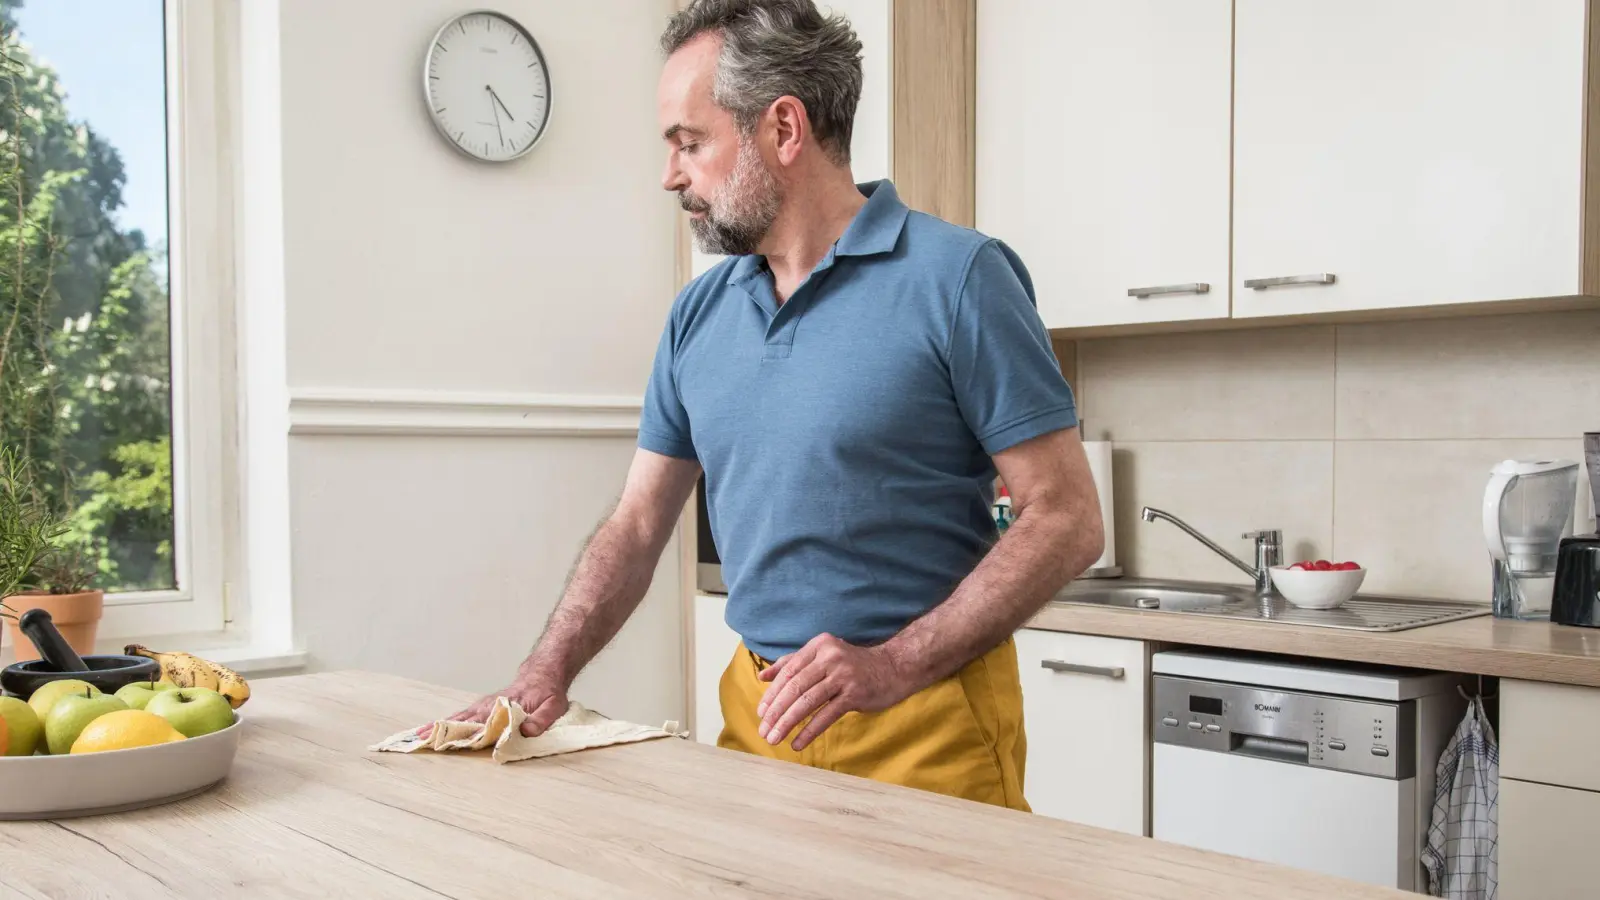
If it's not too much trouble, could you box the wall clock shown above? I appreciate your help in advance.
[424,10,553,162]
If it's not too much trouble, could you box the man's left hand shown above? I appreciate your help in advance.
[755,633,915,751]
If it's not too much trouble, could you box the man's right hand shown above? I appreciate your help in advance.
[423,669,571,739]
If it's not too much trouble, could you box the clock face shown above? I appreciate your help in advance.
[424,11,552,162]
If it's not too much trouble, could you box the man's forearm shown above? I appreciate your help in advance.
[516,511,669,686]
[881,497,1103,691]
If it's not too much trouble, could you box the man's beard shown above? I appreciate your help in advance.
[681,138,782,257]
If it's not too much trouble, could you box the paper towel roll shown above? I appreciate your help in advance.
[1082,440,1118,576]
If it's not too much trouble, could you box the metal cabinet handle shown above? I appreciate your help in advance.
[1128,282,1210,299]
[1243,273,1336,290]
[1040,659,1126,679]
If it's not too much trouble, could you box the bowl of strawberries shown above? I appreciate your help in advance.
[1269,559,1365,610]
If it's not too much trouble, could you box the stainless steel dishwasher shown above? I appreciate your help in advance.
[1150,649,1469,891]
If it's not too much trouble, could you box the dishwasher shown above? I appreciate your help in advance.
[1150,649,1469,892]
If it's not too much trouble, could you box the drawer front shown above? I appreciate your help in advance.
[1501,679,1600,792]
[1014,629,1148,834]
[1500,778,1600,900]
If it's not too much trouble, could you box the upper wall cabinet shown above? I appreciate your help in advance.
[976,1,1233,330]
[1232,0,1591,318]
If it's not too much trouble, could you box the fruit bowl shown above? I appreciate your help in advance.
[1269,564,1367,609]
[0,713,241,820]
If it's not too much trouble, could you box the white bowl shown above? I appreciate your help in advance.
[1269,566,1366,609]
[0,713,241,820]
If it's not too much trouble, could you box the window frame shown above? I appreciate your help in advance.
[95,0,238,642]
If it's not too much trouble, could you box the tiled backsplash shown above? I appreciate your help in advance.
[1059,309,1600,602]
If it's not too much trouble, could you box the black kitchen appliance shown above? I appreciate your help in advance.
[1551,533,1600,628]
[695,474,725,594]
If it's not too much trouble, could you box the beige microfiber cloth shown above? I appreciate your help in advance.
[369,697,686,764]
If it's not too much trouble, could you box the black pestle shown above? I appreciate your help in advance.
[17,608,90,672]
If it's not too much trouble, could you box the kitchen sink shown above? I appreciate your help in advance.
[1052,578,1490,632]
[1054,579,1254,612]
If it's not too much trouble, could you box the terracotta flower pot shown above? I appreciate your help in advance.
[3,590,105,662]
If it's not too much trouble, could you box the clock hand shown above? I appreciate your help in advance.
[487,86,505,148]
[488,85,517,123]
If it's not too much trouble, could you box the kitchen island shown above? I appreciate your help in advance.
[1,671,1408,899]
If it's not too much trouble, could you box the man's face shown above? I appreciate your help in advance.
[658,35,781,256]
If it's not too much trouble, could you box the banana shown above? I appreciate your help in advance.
[124,644,252,708]
[124,644,219,691]
[209,660,251,709]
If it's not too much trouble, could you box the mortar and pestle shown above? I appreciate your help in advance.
[0,609,158,700]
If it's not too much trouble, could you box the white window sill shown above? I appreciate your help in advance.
[0,639,306,676]
[190,644,308,675]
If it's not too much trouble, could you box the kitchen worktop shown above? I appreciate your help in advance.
[1,671,1409,899]
[1029,593,1600,687]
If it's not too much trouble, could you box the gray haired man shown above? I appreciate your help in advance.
[441,0,1103,811]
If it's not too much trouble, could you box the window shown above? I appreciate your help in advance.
[1,0,235,640]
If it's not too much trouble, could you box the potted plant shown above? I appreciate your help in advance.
[5,542,102,661]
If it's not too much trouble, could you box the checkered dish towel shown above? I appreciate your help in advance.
[1422,695,1498,899]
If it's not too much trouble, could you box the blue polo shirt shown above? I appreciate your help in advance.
[640,180,1078,660]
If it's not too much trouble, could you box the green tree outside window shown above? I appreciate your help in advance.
[0,0,174,593]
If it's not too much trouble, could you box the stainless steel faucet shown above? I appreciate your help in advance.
[1140,507,1281,594]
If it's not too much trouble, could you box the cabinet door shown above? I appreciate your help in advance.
[692,594,739,746]
[1501,678,1600,793]
[1014,628,1148,834]
[1233,0,1586,318]
[976,1,1232,329]
[1500,778,1600,900]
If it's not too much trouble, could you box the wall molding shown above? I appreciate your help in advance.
[288,388,643,437]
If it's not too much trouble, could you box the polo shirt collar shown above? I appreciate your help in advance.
[725,179,909,285]
[835,179,909,257]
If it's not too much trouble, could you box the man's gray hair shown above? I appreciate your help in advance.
[661,0,863,166]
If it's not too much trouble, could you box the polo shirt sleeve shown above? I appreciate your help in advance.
[637,309,698,460]
[947,240,1079,456]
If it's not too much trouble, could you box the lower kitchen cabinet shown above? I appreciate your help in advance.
[692,593,739,746]
[1014,628,1149,835]
[1499,778,1600,900]
[1498,678,1600,898]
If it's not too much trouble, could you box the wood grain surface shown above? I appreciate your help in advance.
[1028,602,1600,687]
[0,671,1409,899]
[891,0,975,227]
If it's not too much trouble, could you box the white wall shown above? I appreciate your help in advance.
[689,0,893,277]
[277,0,683,727]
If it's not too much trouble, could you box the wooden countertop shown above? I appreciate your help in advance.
[1029,600,1600,686]
[2,672,1408,899]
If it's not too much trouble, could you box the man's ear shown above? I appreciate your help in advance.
[767,95,810,166]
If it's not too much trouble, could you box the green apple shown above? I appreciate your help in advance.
[0,696,43,756]
[44,691,128,755]
[28,679,101,722]
[115,680,179,711]
[147,687,235,738]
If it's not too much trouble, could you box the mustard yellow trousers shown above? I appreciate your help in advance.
[716,637,1030,811]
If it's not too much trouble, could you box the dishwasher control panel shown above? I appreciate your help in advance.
[1151,675,1416,779]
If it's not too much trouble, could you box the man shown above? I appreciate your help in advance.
[441,0,1104,811]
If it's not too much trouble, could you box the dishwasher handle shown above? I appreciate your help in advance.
[1229,733,1310,765]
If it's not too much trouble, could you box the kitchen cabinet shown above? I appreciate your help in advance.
[978,0,1600,336]
[1232,0,1588,318]
[1015,628,1148,835]
[1499,678,1600,793]
[1500,778,1600,900]
[975,0,1232,330]
[1498,678,1600,898]
[692,593,739,746]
